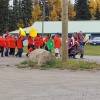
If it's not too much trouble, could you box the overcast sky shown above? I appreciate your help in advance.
[71,0,75,4]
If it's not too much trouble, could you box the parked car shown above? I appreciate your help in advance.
[90,37,100,45]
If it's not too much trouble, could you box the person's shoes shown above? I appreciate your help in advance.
[73,57,77,59]
[26,53,28,57]
[80,57,84,59]
[15,54,17,57]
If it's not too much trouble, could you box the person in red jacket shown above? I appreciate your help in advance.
[53,33,61,58]
[9,35,16,56]
[0,34,5,57]
[26,35,34,57]
[34,34,41,49]
[15,35,25,57]
[5,35,10,56]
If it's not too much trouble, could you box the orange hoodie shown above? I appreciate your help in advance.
[16,38,23,49]
[0,36,5,47]
[34,36,41,47]
[28,36,33,45]
[5,37,10,48]
[9,37,16,48]
[53,36,61,48]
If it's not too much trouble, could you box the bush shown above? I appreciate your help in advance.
[41,59,62,69]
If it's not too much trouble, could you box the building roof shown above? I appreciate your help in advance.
[10,20,100,34]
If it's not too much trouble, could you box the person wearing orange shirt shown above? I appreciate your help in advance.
[26,35,34,57]
[0,34,5,57]
[15,36,25,57]
[34,34,41,49]
[5,35,10,56]
[27,35,33,49]
[53,33,61,58]
[9,35,16,56]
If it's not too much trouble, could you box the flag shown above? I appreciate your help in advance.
[19,28,26,36]
[46,40,54,50]
[29,28,37,37]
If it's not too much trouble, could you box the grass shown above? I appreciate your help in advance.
[84,45,100,56]
[22,45,100,56]
[17,59,100,71]
[17,61,37,69]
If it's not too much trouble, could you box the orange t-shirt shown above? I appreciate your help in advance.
[53,36,61,48]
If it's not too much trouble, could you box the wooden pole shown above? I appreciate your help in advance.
[42,0,45,38]
[62,0,68,62]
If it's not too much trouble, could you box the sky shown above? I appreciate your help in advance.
[71,0,75,4]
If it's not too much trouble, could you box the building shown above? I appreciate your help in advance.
[10,20,100,39]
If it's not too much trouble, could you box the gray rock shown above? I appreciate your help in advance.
[28,49,55,65]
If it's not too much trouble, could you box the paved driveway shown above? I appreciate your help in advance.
[0,55,100,100]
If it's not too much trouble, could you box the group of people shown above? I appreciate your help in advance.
[0,32,62,58]
[0,33,25,57]
[68,31,86,59]
[0,31,86,59]
[26,33,61,58]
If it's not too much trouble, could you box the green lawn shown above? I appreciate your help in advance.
[23,45,100,56]
[84,45,100,56]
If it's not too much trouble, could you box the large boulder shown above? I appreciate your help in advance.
[28,49,55,65]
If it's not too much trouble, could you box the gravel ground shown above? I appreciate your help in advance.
[0,55,100,100]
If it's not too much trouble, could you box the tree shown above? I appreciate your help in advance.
[89,0,96,20]
[94,4,100,20]
[68,0,76,20]
[49,5,59,21]
[74,0,91,20]
[31,4,42,24]
[21,0,33,27]
[17,19,25,28]
[49,0,62,21]
[0,0,10,33]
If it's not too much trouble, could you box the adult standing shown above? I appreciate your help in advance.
[77,31,84,59]
[53,33,61,58]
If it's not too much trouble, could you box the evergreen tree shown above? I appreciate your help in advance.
[8,0,19,31]
[0,0,10,33]
[21,0,33,27]
[74,0,91,20]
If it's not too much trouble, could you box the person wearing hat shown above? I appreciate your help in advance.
[53,33,61,58]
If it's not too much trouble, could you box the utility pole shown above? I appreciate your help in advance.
[62,0,68,62]
[42,0,45,38]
